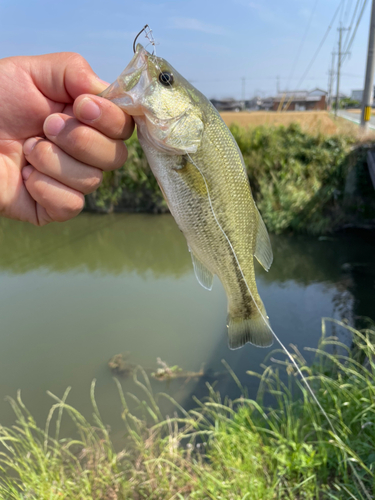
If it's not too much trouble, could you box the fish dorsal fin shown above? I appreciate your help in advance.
[189,247,214,290]
[254,208,273,272]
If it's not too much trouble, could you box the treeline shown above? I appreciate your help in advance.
[86,124,375,234]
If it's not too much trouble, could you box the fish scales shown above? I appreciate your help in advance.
[101,44,273,348]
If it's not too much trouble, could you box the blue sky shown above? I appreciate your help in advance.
[0,0,371,100]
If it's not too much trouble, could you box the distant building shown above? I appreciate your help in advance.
[351,86,375,103]
[351,90,363,102]
[210,98,244,112]
[259,97,274,111]
[245,96,274,111]
[272,89,327,111]
[245,97,262,110]
[330,92,348,102]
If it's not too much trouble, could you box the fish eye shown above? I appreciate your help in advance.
[159,71,174,86]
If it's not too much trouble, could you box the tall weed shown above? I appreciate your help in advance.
[0,321,374,499]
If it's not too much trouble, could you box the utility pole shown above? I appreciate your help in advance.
[328,52,335,110]
[361,0,375,130]
[335,26,349,117]
[241,77,246,102]
[335,28,343,116]
[276,75,280,94]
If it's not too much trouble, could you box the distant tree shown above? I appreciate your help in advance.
[339,97,360,109]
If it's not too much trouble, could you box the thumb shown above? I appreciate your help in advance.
[28,52,109,103]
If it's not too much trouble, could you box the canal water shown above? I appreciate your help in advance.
[0,213,373,440]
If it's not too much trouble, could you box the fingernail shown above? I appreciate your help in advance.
[23,138,37,156]
[22,165,34,181]
[78,97,101,121]
[44,115,65,137]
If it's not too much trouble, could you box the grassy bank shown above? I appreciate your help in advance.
[86,123,375,235]
[232,123,375,234]
[1,319,374,499]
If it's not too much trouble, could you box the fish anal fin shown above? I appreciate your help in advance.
[227,307,273,349]
[254,208,273,272]
[189,248,214,291]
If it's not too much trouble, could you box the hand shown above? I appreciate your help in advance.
[0,52,134,225]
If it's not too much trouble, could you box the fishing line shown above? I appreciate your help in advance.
[185,152,371,499]
[133,24,157,56]
[144,41,371,498]
[144,25,157,56]
[153,53,336,416]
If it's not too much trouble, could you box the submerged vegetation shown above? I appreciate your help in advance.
[1,320,374,499]
[87,123,375,235]
[108,355,207,382]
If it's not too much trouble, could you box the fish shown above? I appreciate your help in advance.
[100,44,274,349]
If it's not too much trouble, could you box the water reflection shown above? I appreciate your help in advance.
[2,214,373,287]
[0,214,191,277]
[0,214,373,437]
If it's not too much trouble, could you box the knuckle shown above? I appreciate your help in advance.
[114,121,127,139]
[82,170,103,193]
[32,141,54,172]
[0,169,8,215]
[63,192,85,218]
[66,52,84,64]
[123,117,135,140]
[31,174,49,204]
[69,125,93,158]
[26,170,84,222]
[112,143,128,169]
[64,53,88,74]
[51,192,85,222]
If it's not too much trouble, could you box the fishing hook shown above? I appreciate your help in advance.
[133,24,156,54]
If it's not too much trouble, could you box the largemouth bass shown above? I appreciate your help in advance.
[101,44,274,348]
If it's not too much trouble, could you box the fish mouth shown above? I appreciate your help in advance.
[99,81,136,109]
[99,44,150,115]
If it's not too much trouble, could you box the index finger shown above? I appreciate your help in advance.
[73,94,134,141]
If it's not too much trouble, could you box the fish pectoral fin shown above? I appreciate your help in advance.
[254,208,273,272]
[171,156,188,171]
[189,247,214,291]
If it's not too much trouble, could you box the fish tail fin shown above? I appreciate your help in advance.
[227,304,273,349]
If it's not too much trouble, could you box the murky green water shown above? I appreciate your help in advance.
[0,213,374,438]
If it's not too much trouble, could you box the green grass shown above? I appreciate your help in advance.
[85,133,168,214]
[230,123,375,234]
[1,320,374,499]
[87,124,375,235]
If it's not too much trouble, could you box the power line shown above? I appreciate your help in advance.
[328,51,336,109]
[340,0,346,23]
[343,0,362,48]
[285,0,319,90]
[342,0,369,63]
[335,25,350,116]
[295,0,344,90]
[344,0,354,24]
[341,72,367,76]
